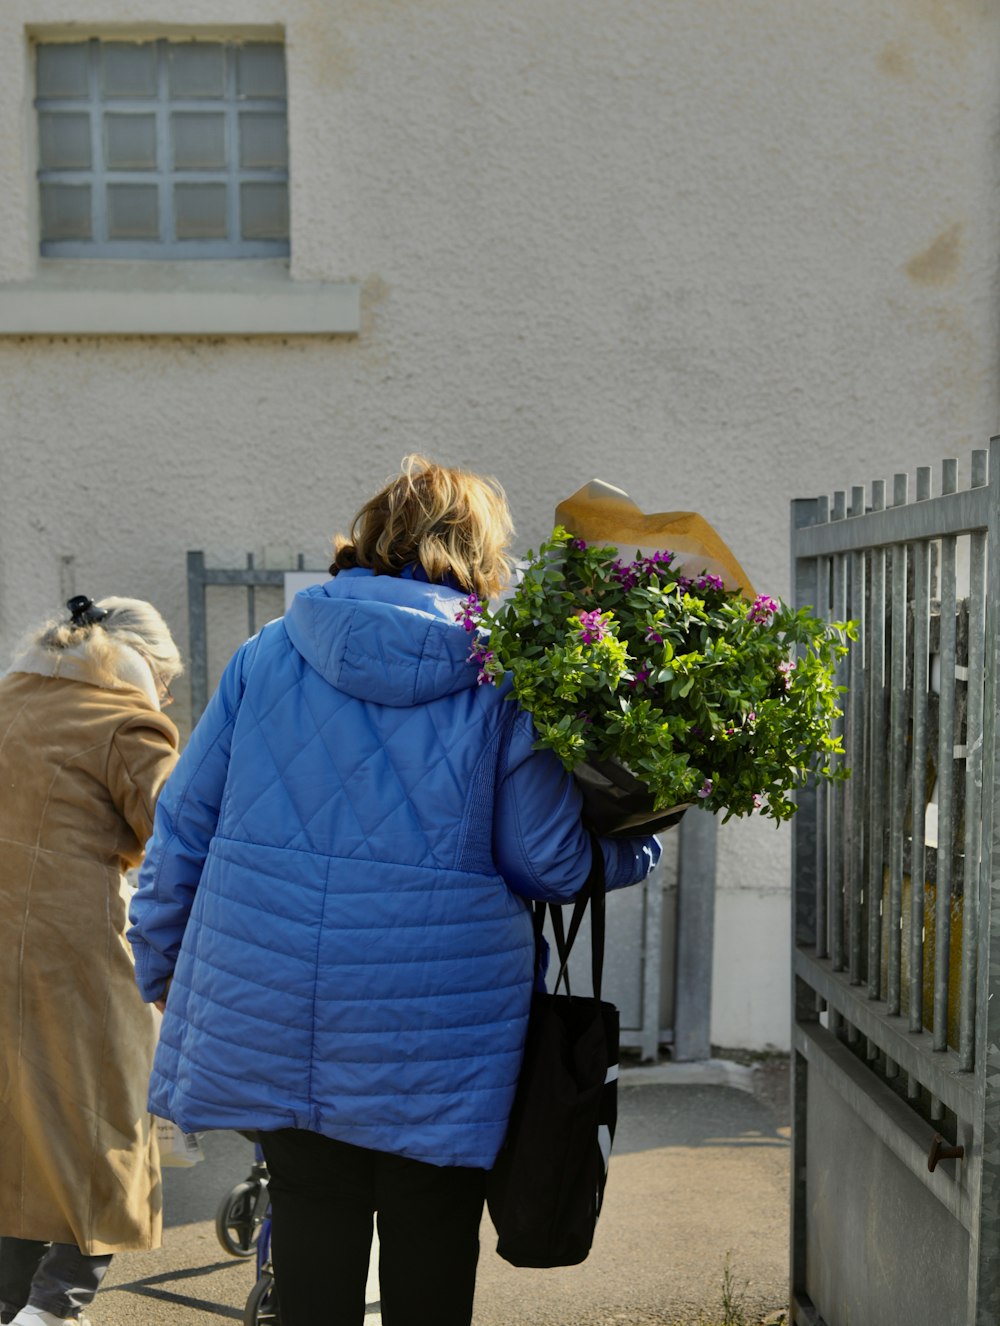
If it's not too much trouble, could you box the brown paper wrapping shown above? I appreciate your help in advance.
[555,479,755,600]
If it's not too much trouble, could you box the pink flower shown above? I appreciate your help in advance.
[570,538,588,551]
[455,594,481,632]
[778,658,797,690]
[638,551,674,579]
[697,779,713,799]
[467,640,498,686]
[645,626,663,644]
[627,665,652,689]
[748,594,779,625]
[696,573,725,592]
[611,550,675,588]
[577,609,609,645]
[611,560,637,591]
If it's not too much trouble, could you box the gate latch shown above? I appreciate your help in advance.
[927,1133,965,1172]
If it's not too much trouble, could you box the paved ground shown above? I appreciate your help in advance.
[94,1059,790,1326]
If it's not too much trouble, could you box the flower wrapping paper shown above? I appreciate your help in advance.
[554,479,756,600]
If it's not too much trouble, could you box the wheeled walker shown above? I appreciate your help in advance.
[215,1147,281,1325]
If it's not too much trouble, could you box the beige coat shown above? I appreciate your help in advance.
[0,642,179,1253]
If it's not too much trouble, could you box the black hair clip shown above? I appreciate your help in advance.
[67,595,110,627]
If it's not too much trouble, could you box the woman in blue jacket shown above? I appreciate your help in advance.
[128,456,659,1326]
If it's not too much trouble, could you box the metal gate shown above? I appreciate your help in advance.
[790,441,1000,1326]
[184,550,719,1064]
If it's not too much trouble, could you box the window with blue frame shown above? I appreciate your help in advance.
[35,39,289,258]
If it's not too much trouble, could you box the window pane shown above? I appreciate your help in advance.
[37,38,289,254]
[172,113,226,170]
[237,44,286,99]
[105,114,157,170]
[101,43,157,98]
[40,184,92,240]
[37,44,90,99]
[240,181,288,239]
[38,112,91,170]
[168,43,225,98]
[107,183,159,239]
[175,183,228,239]
[239,112,287,169]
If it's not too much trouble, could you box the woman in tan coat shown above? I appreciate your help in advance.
[0,596,181,1326]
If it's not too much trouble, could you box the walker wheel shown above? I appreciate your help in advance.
[244,1271,281,1326]
[215,1179,264,1257]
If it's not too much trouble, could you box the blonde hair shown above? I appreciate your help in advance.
[35,596,183,687]
[331,455,514,600]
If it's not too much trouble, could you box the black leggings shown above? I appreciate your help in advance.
[259,1129,486,1326]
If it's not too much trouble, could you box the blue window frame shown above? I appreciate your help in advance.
[36,39,289,258]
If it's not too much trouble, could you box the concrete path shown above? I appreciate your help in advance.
[94,1060,790,1326]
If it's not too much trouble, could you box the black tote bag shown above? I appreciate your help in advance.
[486,842,619,1268]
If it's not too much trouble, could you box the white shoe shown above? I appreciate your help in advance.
[9,1309,92,1326]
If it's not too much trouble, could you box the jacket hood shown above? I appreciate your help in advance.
[284,568,480,707]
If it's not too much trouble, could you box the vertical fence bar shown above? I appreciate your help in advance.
[830,491,848,973]
[970,435,1000,1326]
[905,469,932,1101]
[959,451,988,1071]
[246,552,257,637]
[640,869,664,1061]
[790,495,825,1324]
[791,499,824,952]
[674,808,718,1062]
[908,468,932,1037]
[887,473,909,1019]
[816,495,831,960]
[933,459,959,1051]
[848,486,867,987]
[867,480,887,1007]
[186,550,209,724]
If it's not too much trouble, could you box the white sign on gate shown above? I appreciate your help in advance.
[283,570,329,612]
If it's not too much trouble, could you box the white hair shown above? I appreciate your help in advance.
[34,596,183,685]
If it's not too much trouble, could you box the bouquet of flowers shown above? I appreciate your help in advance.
[457,526,855,835]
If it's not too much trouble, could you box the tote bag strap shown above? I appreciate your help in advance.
[546,833,607,999]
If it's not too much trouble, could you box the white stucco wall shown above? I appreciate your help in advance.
[2,0,1000,1049]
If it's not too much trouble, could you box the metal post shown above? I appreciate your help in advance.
[970,437,1000,1325]
[791,497,824,949]
[934,461,958,1051]
[673,806,718,1062]
[908,468,931,1035]
[246,551,256,637]
[959,451,988,1070]
[186,549,209,724]
[829,491,847,973]
[867,479,887,1003]
[886,474,909,1020]
[640,870,663,1062]
[815,494,831,960]
[790,977,818,1315]
[847,485,866,987]
[790,497,823,1321]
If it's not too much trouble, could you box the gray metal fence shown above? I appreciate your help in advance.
[185,549,719,1064]
[790,440,1000,1326]
[186,550,308,723]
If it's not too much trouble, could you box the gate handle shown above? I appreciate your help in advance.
[928,1133,965,1172]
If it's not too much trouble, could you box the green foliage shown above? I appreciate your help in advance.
[466,527,855,825]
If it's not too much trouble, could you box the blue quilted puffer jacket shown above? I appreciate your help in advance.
[128,568,659,1169]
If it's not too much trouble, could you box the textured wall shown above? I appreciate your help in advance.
[2,0,1000,1047]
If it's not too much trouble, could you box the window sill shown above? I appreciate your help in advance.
[0,260,360,335]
